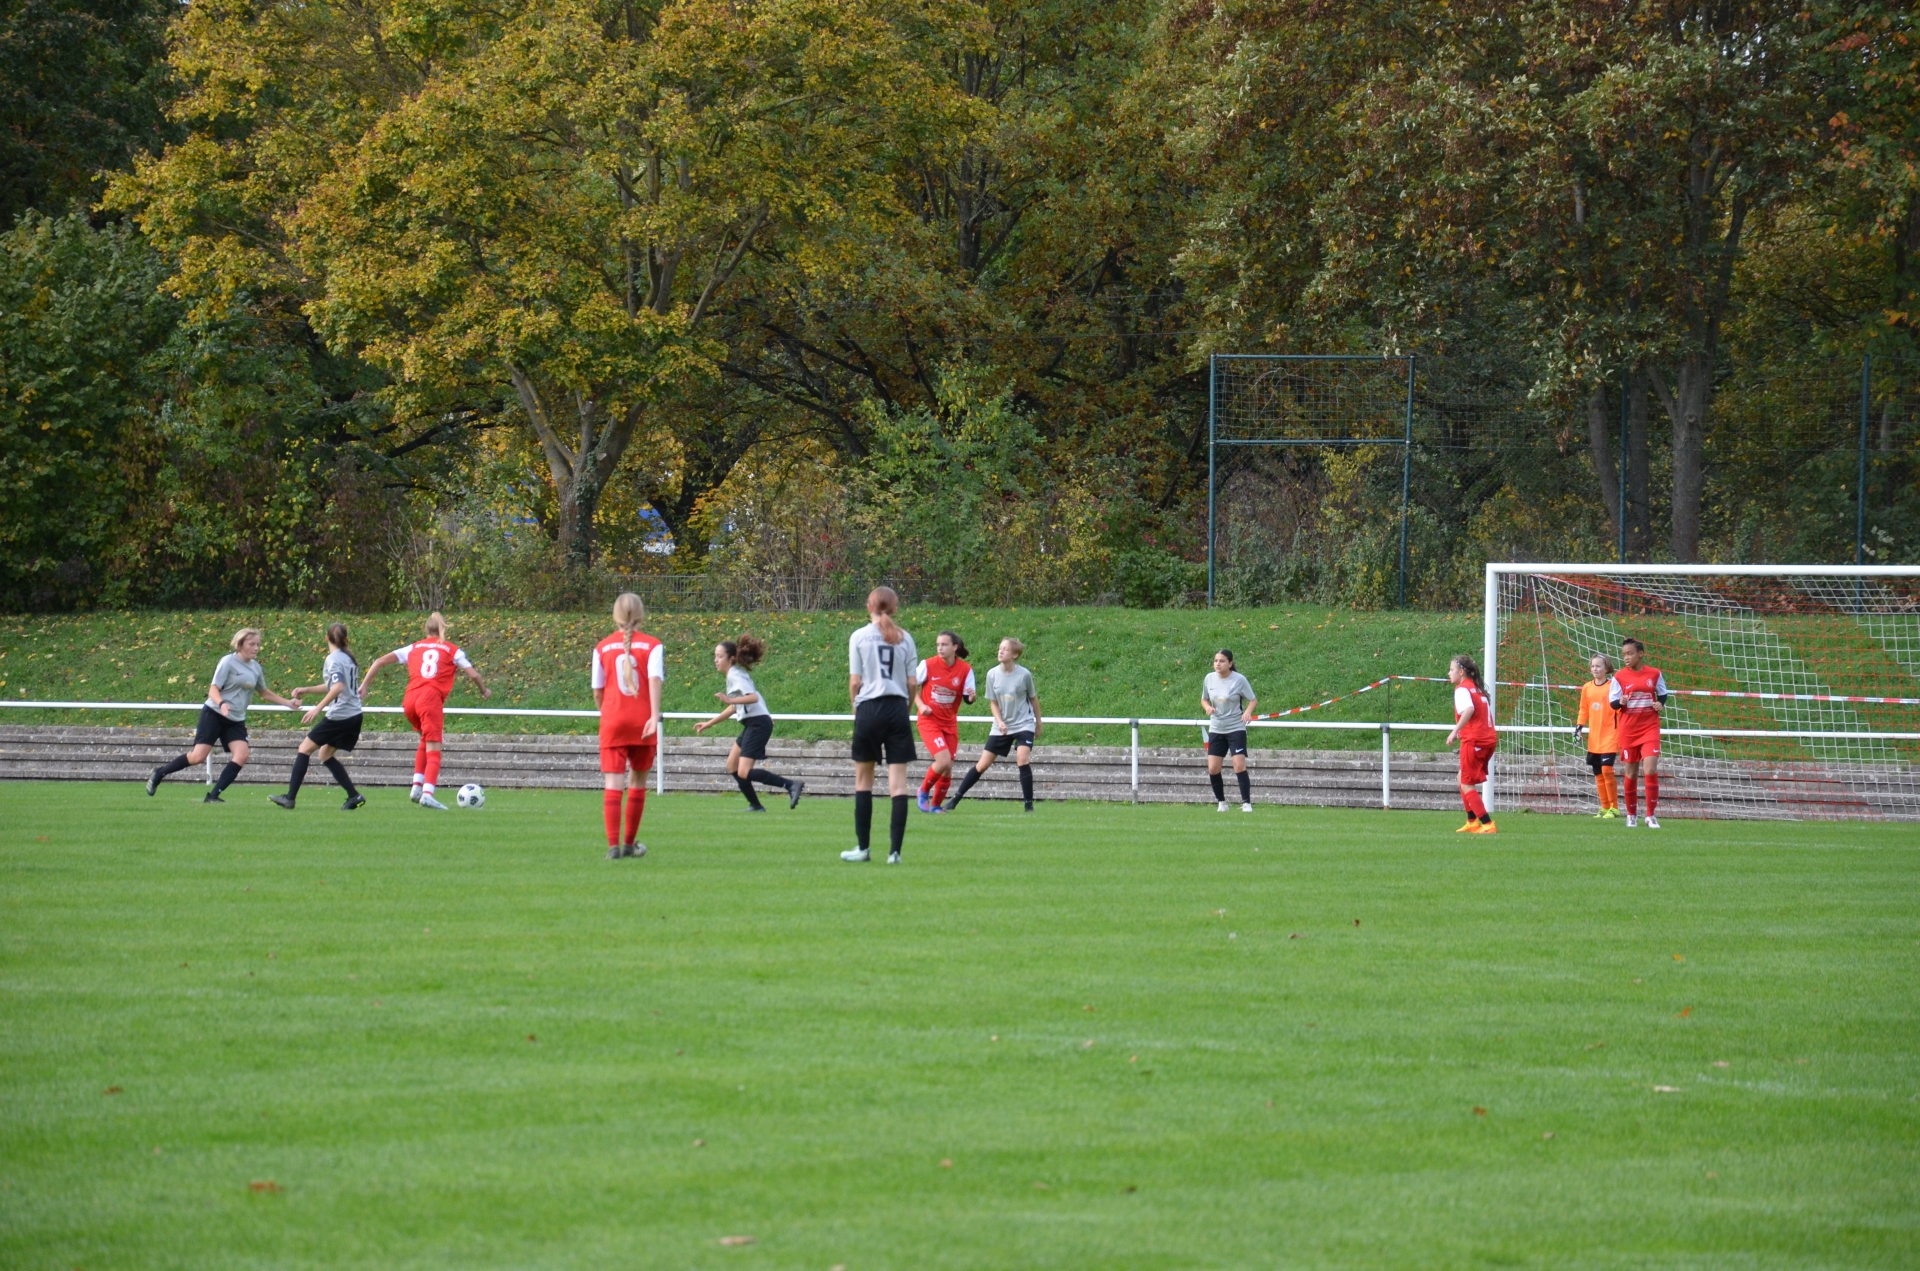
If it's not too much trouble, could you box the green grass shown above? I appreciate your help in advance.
[0,606,1476,749]
[3,784,1916,1269]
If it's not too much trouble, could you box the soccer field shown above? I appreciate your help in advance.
[4,786,1916,1269]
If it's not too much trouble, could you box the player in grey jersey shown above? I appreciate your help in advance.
[1201,649,1258,811]
[945,637,1043,812]
[145,627,300,802]
[269,622,368,811]
[693,633,805,812]
[842,587,919,863]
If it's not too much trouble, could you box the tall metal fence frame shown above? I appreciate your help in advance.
[1207,354,1416,609]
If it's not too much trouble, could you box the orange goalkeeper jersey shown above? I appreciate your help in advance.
[1576,681,1619,752]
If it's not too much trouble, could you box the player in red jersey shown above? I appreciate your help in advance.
[361,612,490,810]
[593,592,664,859]
[1609,637,1669,828]
[914,631,975,813]
[1444,653,1498,834]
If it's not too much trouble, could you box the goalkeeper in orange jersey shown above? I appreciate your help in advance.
[1572,654,1621,818]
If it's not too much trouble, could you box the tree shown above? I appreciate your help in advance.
[0,213,177,607]
[0,0,177,223]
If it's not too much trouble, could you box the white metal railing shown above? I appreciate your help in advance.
[5,698,1916,807]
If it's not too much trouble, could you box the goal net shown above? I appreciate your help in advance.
[1487,565,1920,821]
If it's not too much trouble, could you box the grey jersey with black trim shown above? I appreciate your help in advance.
[849,623,917,703]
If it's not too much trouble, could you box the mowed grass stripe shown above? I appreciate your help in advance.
[1,783,1916,1269]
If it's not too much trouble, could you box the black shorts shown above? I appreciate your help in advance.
[1206,730,1249,758]
[984,729,1036,757]
[306,713,364,753]
[736,714,773,761]
[193,705,249,752]
[1586,751,1617,774]
[851,697,915,765]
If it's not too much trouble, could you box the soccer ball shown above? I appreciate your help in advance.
[457,783,486,810]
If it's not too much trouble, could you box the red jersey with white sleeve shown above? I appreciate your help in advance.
[916,657,975,726]
[1609,665,1668,744]
[390,639,471,701]
[1454,683,1497,747]
[593,631,665,748]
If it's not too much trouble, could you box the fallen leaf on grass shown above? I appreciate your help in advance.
[1673,954,1685,962]
[1706,1171,1718,1179]
[1353,919,1360,926]
[1586,1042,1606,1051]
[1082,1004,1095,1012]
[1712,1060,1730,1069]
[1472,1107,1487,1117]
[1032,1181,1049,1190]
[1677,1007,1692,1018]
[1081,1040,1095,1049]
[527,1035,537,1042]
[248,1180,281,1193]
[104,1087,121,1095]
[1652,1086,1681,1093]
[940,1159,952,1169]
[1542,1132,1555,1140]
[990,1035,999,1042]
[693,1139,705,1147]
[1288,933,1301,940]
[1129,1055,1138,1064]
[717,1235,754,1247]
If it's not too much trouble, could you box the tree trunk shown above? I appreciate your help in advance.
[1650,358,1711,563]
[1625,370,1652,561]
[509,365,638,572]
[1585,381,1622,548]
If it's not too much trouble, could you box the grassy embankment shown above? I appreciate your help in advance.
[0,607,1480,749]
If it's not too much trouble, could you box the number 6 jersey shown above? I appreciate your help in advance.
[593,630,665,746]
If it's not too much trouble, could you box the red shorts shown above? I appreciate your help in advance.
[600,742,657,775]
[1458,741,1496,785]
[917,716,958,756]
[403,691,446,742]
[1619,732,1660,763]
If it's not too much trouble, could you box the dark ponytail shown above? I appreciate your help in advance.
[327,622,356,666]
[1452,654,1484,693]
[732,634,766,669]
[940,630,969,660]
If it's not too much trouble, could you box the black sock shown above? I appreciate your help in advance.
[155,754,191,782]
[1210,772,1226,801]
[287,753,310,798]
[215,762,243,793]
[1018,764,1033,804]
[890,794,909,854]
[323,757,358,797]
[950,767,982,806]
[735,775,764,810]
[1237,770,1251,804]
[854,790,873,850]
[749,770,790,789]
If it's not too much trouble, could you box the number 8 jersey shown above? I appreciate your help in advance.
[390,638,472,701]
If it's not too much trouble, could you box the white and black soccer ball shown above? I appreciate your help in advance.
[456,783,486,810]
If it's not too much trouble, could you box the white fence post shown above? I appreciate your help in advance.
[1380,723,1390,808]
[1130,720,1139,804]
[656,732,665,794]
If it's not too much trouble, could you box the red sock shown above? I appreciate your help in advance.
[1623,776,1638,815]
[936,774,951,804]
[920,766,937,795]
[1463,790,1487,820]
[603,790,623,845]
[423,749,443,792]
[623,788,646,844]
[412,742,428,784]
[1645,774,1659,814]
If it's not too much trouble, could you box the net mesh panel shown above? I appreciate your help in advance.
[1213,356,1411,443]
[1210,358,1412,602]
[1496,571,1920,821]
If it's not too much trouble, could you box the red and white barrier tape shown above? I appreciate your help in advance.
[1250,675,1920,721]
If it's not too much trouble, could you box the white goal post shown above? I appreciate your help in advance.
[1484,564,1920,821]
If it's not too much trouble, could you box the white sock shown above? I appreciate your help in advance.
[412,774,424,787]
[422,783,435,795]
